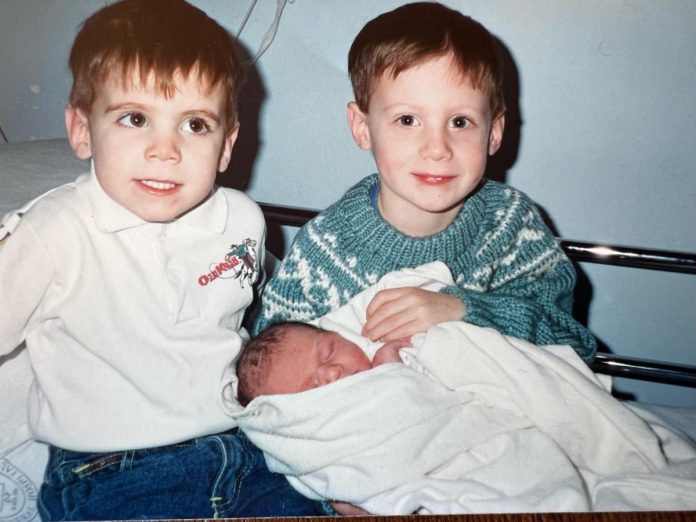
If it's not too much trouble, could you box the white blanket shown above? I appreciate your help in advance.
[235,262,696,514]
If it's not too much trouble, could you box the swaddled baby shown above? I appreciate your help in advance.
[233,263,696,515]
[236,321,410,406]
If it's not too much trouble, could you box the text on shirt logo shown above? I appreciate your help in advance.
[198,238,258,288]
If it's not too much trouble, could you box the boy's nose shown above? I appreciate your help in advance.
[145,132,181,163]
[420,128,453,161]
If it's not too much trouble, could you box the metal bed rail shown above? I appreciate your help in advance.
[559,240,696,274]
[258,202,696,388]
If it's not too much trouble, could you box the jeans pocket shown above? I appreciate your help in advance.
[41,449,128,520]
[210,433,325,517]
[46,448,128,487]
[70,452,126,477]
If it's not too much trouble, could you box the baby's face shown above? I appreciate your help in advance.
[263,328,372,395]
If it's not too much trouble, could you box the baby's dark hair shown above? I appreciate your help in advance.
[348,2,505,118]
[236,322,321,406]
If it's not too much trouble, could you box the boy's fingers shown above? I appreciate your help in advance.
[384,336,412,349]
[362,303,410,339]
[331,502,370,516]
[379,320,420,342]
[365,288,404,318]
[364,312,418,342]
[363,291,411,334]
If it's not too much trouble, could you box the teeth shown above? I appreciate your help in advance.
[141,179,176,190]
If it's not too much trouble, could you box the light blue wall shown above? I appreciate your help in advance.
[1,1,694,406]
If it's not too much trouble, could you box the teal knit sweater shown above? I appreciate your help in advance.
[253,175,596,362]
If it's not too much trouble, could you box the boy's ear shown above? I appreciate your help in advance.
[488,113,505,155]
[65,105,93,160]
[217,123,239,172]
[347,102,372,150]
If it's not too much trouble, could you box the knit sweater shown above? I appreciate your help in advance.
[253,175,596,362]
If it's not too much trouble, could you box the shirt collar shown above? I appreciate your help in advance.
[80,160,229,234]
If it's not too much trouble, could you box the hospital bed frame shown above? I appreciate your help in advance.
[235,512,695,522]
[258,202,696,389]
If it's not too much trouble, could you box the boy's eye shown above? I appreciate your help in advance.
[118,112,147,128]
[397,115,419,127]
[450,116,471,129]
[182,118,211,134]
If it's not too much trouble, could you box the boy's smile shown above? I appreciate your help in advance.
[66,70,237,222]
[348,54,504,236]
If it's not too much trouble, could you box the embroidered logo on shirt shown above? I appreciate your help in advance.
[198,238,258,288]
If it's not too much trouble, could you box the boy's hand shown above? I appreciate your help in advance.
[362,288,465,342]
[331,501,370,516]
[372,337,411,366]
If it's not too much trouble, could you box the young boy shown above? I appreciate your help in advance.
[0,0,324,518]
[236,321,407,405]
[253,2,596,362]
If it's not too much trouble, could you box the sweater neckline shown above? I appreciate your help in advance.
[341,174,487,247]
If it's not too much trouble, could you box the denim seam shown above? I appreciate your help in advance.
[209,435,253,517]
[208,435,228,517]
[121,450,135,471]
[70,452,125,477]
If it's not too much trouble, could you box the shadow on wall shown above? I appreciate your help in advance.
[216,41,289,257]
[217,40,265,194]
[489,38,611,375]
[484,37,521,185]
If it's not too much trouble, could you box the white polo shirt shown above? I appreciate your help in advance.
[0,172,265,451]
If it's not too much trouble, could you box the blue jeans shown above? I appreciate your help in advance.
[38,429,329,520]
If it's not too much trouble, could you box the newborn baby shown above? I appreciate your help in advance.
[236,321,410,405]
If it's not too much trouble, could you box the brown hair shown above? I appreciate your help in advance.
[236,322,321,406]
[348,2,505,118]
[68,0,245,128]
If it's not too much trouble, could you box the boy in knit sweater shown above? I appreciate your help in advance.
[0,0,325,518]
[253,2,596,361]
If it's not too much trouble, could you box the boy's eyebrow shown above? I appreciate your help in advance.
[382,101,483,112]
[104,102,146,113]
[182,109,223,124]
[104,103,223,123]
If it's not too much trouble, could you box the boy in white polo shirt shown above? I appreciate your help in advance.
[0,0,325,519]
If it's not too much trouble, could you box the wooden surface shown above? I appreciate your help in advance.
[198,512,696,522]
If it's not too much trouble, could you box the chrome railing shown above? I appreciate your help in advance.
[258,202,696,387]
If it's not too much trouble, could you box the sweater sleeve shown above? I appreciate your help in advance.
[442,257,596,362]
[442,197,597,362]
[251,225,334,335]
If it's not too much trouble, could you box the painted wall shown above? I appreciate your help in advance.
[1,0,694,406]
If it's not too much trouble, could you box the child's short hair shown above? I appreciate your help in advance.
[68,0,245,129]
[236,322,320,406]
[348,2,505,118]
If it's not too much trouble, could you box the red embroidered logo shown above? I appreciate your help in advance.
[198,238,258,287]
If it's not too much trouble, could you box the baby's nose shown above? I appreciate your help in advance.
[318,364,343,385]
